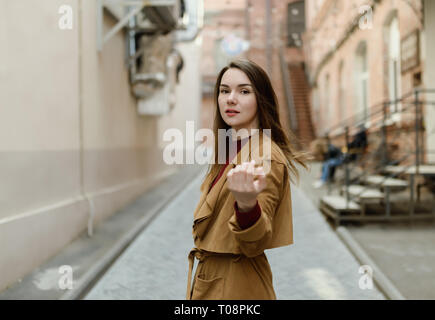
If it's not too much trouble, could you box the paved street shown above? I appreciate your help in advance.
[84,167,385,300]
[299,161,435,299]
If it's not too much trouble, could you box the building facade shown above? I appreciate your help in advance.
[304,0,435,162]
[200,0,315,148]
[0,0,202,292]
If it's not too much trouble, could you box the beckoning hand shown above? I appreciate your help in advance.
[227,160,267,212]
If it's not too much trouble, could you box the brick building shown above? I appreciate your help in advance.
[200,0,315,148]
[304,0,435,163]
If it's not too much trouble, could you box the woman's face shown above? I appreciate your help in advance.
[218,68,259,134]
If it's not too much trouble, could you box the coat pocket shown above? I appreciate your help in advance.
[191,274,224,300]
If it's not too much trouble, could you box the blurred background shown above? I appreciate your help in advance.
[1,0,434,299]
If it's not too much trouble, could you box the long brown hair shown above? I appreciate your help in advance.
[202,59,308,190]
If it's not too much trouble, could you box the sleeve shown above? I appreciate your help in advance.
[228,161,287,258]
[234,200,262,229]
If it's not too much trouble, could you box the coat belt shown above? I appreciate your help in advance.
[186,248,207,300]
[186,247,243,300]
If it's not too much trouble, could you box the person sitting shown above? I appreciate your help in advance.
[311,126,368,188]
[313,142,343,188]
[342,126,368,163]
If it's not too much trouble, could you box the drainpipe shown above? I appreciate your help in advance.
[78,0,95,237]
[175,0,203,42]
[265,0,272,75]
[245,0,251,59]
[279,45,297,132]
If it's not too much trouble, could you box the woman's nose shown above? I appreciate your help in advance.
[227,91,237,104]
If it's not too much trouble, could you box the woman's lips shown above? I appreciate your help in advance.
[225,109,239,117]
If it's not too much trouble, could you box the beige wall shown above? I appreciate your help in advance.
[158,37,203,151]
[0,0,200,292]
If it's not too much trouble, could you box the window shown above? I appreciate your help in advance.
[287,1,305,47]
[355,41,369,124]
[386,14,401,118]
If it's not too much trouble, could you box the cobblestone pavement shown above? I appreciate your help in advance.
[85,168,385,300]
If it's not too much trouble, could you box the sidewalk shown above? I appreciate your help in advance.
[0,164,203,300]
[300,161,435,299]
[84,166,385,300]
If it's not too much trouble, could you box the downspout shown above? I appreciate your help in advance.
[279,44,298,132]
[245,0,251,55]
[265,0,272,75]
[78,0,95,237]
[175,0,203,42]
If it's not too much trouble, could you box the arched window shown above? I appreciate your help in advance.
[385,12,401,118]
[355,41,369,123]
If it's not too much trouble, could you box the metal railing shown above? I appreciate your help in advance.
[322,88,435,223]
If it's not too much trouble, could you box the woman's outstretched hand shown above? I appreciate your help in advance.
[227,160,267,212]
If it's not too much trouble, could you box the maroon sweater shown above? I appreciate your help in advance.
[209,137,261,229]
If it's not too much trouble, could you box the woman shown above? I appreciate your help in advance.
[186,59,308,300]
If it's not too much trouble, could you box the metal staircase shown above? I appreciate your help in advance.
[319,88,435,226]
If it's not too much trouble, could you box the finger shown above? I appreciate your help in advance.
[233,165,240,177]
[246,160,255,186]
[234,163,246,187]
[247,160,255,176]
[227,168,234,179]
[253,169,267,192]
[233,165,243,187]
[254,166,265,177]
[226,168,234,188]
[241,162,249,184]
[241,162,250,174]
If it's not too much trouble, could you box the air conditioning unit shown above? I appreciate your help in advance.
[136,0,180,34]
[130,32,172,99]
[126,0,185,115]
[136,50,181,116]
[131,72,166,99]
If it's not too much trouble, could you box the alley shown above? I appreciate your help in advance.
[3,0,434,301]
[84,167,384,300]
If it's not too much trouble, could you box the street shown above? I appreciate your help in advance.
[84,167,385,300]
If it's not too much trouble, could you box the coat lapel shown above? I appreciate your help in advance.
[193,163,233,224]
[192,131,273,239]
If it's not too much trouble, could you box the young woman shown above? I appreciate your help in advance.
[186,59,308,300]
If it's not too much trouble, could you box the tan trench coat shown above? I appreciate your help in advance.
[186,132,293,300]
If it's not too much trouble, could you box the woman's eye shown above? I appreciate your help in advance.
[241,89,250,94]
[220,89,229,94]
